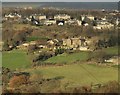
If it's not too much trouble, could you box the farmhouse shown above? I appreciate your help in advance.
[17,41,37,49]
[105,56,119,65]
[47,39,61,49]
[81,15,94,21]
[97,20,108,25]
[93,23,114,30]
[62,37,88,49]
[4,13,22,20]
[62,36,100,51]
[79,46,89,51]
[87,15,95,20]
[39,15,46,20]
[93,20,114,30]
[65,19,81,26]
[44,19,56,25]
[30,14,46,21]
[54,14,71,20]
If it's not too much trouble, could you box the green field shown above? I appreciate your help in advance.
[103,46,118,55]
[2,50,90,70]
[26,36,49,42]
[46,51,90,64]
[2,48,118,87]
[2,50,31,70]
[2,46,118,70]
[28,64,118,86]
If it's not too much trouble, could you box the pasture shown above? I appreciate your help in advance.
[29,63,118,86]
[45,51,90,64]
[2,50,31,70]
[2,48,118,87]
[103,46,118,55]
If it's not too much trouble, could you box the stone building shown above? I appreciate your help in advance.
[44,19,56,25]
[62,37,86,48]
[54,14,71,20]
[39,15,46,20]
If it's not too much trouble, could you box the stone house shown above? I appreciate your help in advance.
[54,14,71,20]
[62,36,100,51]
[63,38,72,47]
[62,37,87,49]
[39,15,46,20]
[65,19,82,26]
[93,23,114,30]
[30,14,46,21]
[93,20,114,30]
[17,41,37,49]
[44,19,56,25]
[79,46,89,51]
[5,13,22,21]
[87,15,95,20]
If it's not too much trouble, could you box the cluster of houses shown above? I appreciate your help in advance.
[62,36,100,51]
[93,19,114,30]
[4,12,22,21]
[16,36,95,52]
[62,37,89,51]
[29,14,81,26]
[3,11,119,29]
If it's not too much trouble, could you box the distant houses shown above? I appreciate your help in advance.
[93,20,114,30]
[3,11,117,29]
[17,41,37,49]
[28,13,83,26]
[4,12,22,21]
[87,15,95,21]
[31,14,47,21]
[93,24,114,30]
[16,36,96,51]
[44,19,56,26]
[62,37,91,51]
[39,15,47,20]
[54,14,71,20]
[65,19,82,26]
[81,15,95,21]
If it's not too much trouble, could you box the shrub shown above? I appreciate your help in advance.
[95,81,119,93]
[89,50,109,63]
[29,73,43,82]
[27,45,38,53]
[32,52,53,63]
[55,48,65,55]
[40,79,61,93]
[9,75,28,88]
[3,41,10,51]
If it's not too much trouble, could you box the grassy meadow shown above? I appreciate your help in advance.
[28,64,118,86]
[103,46,118,55]
[2,46,118,70]
[2,50,31,70]
[2,46,118,87]
[45,51,90,64]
